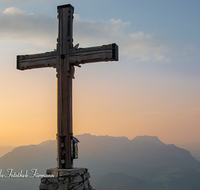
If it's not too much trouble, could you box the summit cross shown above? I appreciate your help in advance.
[17,4,118,169]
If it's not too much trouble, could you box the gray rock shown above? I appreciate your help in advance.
[41,178,47,183]
[39,168,92,190]
[73,183,84,190]
[46,168,59,178]
[84,180,89,188]
[59,170,70,177]
[83,172,90,180]
[47,178,58,184]
[71,175,83,184]
[57,183,68,190]
[58,177,65,181]
[88,184,93,190]
[64,177,69,183]
[39,183,50,190]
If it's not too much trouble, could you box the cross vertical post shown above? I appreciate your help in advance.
[57,4,74,169]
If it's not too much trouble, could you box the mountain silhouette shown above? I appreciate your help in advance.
[0,134,200,190]
[91,172,155,190]
[141,165,200,190]
[0,142,56,174]
[1,134,199,176]
[0,146,15,158]
[74,134,200,176]
[179,142,200,161]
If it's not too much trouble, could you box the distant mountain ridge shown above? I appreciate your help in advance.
[0,145,15,158]
[75,134,199,174]
[1,134,198,172]
[0,134,200,190]
[179,143,200,161]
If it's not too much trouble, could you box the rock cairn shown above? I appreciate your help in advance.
[39,167,93,190]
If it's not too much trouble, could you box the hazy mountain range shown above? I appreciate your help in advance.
[0,146,15,158]
[0,134,200,190]
[178,143,200,161]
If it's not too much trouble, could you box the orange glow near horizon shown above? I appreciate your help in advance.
[0,61,200,147]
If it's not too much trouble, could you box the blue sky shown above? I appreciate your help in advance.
[0,0,200,146]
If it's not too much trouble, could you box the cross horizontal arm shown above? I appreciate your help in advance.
[17,43,118,70]
[17,51,57,70]
[69,43,118,65]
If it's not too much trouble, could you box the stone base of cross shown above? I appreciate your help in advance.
[39,168,93,190]
[17,4,118,169]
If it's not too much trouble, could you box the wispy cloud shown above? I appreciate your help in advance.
[3,7,30,15]
[0,7,57,48]
[0,7,170,62]
[74,15,171,62]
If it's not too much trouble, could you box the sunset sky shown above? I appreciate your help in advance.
[0,0,200,146]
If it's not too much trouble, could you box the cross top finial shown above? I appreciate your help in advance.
[57,4,74,10]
